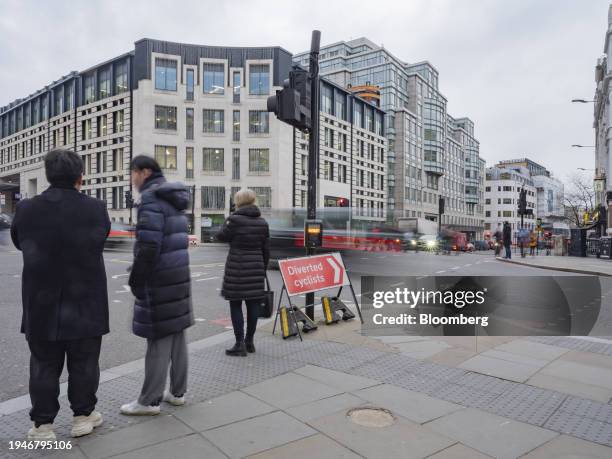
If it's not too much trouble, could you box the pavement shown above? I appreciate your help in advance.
[497,253,612,276]
[1,313,612,458]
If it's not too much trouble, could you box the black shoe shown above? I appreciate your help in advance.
[226,342,247,357]
[245,341,256,353]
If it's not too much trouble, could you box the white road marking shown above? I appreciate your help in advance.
[112,300,121,303]
[450,266,460,270]
[464,264,472,267]
[195,318,205,322]
[115,285,131,294]
[416,276,425,279]
[13,274,20,278]
[111,273,129,279]
[390,281,404,287]
[435,270,446,274]
[195,276,220,282]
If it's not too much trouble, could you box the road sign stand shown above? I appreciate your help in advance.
[272,252,363,341]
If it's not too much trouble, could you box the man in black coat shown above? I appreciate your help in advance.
[10,149,111,440]
[120,155,193,416]
[502,221,512,259]
[217,189,269,356]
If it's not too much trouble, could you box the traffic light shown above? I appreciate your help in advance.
[229,198,236,214]
[125,190,134,209]
[438,197,445,215]
[338,198,350,207]
[267,67,312,131]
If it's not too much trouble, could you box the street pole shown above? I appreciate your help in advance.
[305,30,321,321]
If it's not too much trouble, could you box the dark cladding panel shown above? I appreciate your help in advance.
[133,38,293,89]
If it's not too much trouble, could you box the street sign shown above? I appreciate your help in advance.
[278,252,349,296]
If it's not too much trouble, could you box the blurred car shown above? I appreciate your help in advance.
[188,234,199,247]
[105,222,135,250]
[466,242,475,252]
[473,240,489,251]
[0,212,12,230]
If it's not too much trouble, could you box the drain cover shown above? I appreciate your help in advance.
[347,407,395,427]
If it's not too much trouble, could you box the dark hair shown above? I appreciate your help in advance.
[130,155,161,173]
[44,149,83,186]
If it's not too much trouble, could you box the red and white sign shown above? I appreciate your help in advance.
[278,252,349,296]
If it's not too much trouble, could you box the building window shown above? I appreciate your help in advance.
[324,127,332,147]
[203,63,224,94]
[186,69,194,101]
[335,90,346,120]
[249,64,269,95]
[321,85,333,115]
[97,115,107,137]
[248,110,269,134]
[233,71,241,103]
[84,74,95,104]
[113,110,124,133]
[115,61,128,94]
[502,210,513,218]
[233,110,240,141]
[232,148,240,180]
[54,87,63,116]
[154,145,177,169]
[113,148,123,172]
[99,68,111,99]
[155,105,177,130]
[202,148,224,172]
[155,58,177,91]
[82,119,92,140]
[323,161,333,180]
[354,102,363,127]
[186,108,194,140]
[249,148,269,172]
[186,147,194,178]
[203,109,224,133]
[424,150,437,162]
[201,186,225,209]
[251,187,271,208]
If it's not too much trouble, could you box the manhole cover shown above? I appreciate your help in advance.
[347,407,395,427]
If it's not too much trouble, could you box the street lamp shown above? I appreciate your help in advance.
[571,99,595,103]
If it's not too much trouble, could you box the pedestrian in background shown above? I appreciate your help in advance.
[503,221,512,259]
[11,149,110,439]
[217,189,270,356]
[120,156,193,416]
[529,231,537,256]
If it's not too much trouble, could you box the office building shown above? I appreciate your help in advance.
[0,39,386,239]
[294,38,485,238]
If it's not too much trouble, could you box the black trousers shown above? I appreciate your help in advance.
[28,336,102,426]
[229,299,260,343]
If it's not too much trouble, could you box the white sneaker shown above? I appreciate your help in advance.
[27,424,56,440]
[162,390,185,406]
[120,400,160,416]
[71,411,103,438]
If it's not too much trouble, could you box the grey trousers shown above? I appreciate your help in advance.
[138,330,188,406]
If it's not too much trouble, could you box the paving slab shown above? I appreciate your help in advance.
[560,349,612,370]
[352,384,463,423]
[293,364,380,391]
[308,409,455,458]
[241,372,343,409]
[492,339,569,361]
[285,393,366,422]
[480,349,550,368]
[391,339,451,359]
[538,360,612,390]
[458,354,541,382]
[425,408,558,459]
[77,415,194,459]
[426,347,478,367]
[202,411,316,459]
[173,390,276,432]
[246,433,362,459]
[112,433,226,459]
[427,443,493,459]
[521,434,612,458]
[527,373,612,403]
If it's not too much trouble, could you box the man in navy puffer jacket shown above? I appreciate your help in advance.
[121,155,194,415]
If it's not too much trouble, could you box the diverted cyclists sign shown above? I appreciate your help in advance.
[279,252,349,296]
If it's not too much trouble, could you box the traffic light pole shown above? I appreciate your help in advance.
[305,30,321,321]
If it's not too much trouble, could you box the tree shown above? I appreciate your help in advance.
[563,172,595,227]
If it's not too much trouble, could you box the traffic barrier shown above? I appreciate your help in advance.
[272,252,363,341]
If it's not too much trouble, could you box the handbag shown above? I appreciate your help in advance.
[260,274,274,318]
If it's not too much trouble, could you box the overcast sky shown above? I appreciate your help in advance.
[0,0,608,180]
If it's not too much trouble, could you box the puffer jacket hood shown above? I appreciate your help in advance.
[155,182,190,211]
